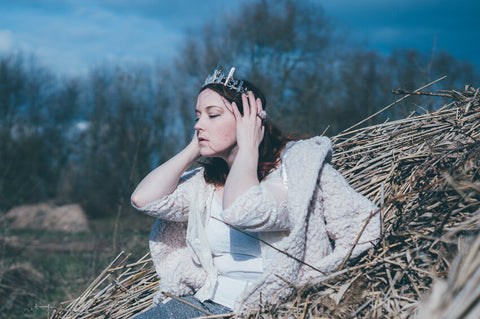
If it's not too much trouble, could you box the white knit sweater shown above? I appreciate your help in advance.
[134,136,381,312]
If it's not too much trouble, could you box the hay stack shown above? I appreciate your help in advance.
[0,263,45,314]
[50,84,480,319]
[416,231,480,319]
[4,203,90,232]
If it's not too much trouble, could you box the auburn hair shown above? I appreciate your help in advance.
[198,81,293,186]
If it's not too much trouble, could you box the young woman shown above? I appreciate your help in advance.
[131,67,381,318]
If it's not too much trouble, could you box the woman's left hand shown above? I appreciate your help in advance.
[224,91,264,209]
[231,91,265,152]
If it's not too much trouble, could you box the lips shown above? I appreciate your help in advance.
[198,136,208,143]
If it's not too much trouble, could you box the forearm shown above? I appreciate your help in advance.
[131,143,200,208]
[223,91,264,209]
[223,147,259,209]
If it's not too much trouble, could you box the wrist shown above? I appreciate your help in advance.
[237,143,260,155]
[184,142,201,163]
[235,147,259,167]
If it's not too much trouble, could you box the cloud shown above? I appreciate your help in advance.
[314,0,480,67]
[1,0,478,75]
[0,30,14,53]
[0,0,254,75]
[0,1,186,75]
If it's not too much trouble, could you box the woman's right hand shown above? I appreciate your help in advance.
[187,131,201,159]
[131,131,201,208]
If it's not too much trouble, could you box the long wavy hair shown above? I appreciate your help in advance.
[199,80,293,186]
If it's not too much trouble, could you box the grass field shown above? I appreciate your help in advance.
[0,210,153,319]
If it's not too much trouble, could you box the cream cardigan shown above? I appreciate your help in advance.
[135,136,381,312]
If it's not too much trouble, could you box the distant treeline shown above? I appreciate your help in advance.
[0,0,478,216]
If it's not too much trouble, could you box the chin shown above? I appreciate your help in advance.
[200,153,214,158]
[199,149,218,158]
[199,144,235,160]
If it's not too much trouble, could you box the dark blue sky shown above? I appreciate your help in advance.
[319,0,480,66]
[0,0,478,76]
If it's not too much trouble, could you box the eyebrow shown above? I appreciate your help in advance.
[195,105,223,114]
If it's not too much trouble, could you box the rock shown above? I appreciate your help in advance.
[5,203,90,232]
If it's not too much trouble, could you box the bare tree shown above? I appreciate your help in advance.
[0,54,62,210]
[170,0,480,137]
[1,0,478,215]
[70,65,171,216]
[172,0,346,137]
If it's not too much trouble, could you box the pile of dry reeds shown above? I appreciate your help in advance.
[50,83,480,319]
[416,230,480,319]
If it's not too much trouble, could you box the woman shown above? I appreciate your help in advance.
[131,67,381,318]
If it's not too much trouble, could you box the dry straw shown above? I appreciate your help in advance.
[50,81,480,319]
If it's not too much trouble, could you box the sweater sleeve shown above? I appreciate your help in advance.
[316,163,381,273]
[220,168,290,232]
[131,168,203,222]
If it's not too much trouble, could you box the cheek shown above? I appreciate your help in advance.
[217,121,237,143]
[219,127,236,142]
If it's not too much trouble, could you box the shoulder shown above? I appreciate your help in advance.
[278,136,334,191]
[281,136,333,164]
[283,136,332,156]
[179,167,206,185]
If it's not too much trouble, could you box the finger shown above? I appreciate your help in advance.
[255,97,267,124]
[241,93,250,117]
[256,97,263,112]
[255,108,264,131]
[248,91,258,119]
[231,101,241,119]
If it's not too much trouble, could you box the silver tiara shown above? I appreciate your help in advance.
[202,67,248,94]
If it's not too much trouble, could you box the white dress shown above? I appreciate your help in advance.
[205,193,264,309]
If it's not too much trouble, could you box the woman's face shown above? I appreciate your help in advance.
[194,89,237,160]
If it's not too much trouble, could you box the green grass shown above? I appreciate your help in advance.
[0,211,154,319]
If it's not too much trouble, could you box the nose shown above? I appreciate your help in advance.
[194,116,204,131]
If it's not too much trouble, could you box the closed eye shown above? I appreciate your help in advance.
[209,114,220,118]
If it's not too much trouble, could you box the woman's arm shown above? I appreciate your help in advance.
[223,91,265,209]
[221,92,290,232]
[131,136,200,209]
[221,169,289,232]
